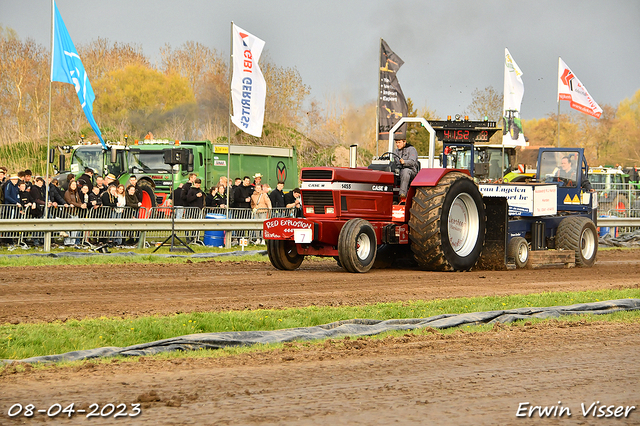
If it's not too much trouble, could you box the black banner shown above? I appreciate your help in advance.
[378,39,408,140]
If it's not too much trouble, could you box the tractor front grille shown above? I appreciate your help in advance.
[301,169,333,180]
[301,190,334,213]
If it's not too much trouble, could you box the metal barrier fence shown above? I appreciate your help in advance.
[3,196,637,247]
[0,205,296,248]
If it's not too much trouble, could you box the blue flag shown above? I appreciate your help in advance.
[51,1,106,149]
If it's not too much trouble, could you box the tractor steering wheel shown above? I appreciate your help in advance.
[378,151,402,165]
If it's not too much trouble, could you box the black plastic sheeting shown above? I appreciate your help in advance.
[600,230,640,247]
[0,250,267,259]
[4,299,639,365]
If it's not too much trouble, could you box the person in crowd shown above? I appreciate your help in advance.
[17,171,26,189]
[233,176,253,209]
[250,184,271,244]
[77,167,94,192]
[172,183,183,207]
[61,180,84,246]
[18,181,37,212]
[205,185,218,208]
[95,176,107,195]
[89,185,102,209]
[101,184,118,208]
[79,183,91,209]
[48,178,68,208]
[0,168,9,204]
[128,175,143,202]
[64,180,85,209]
[100,185,119,245]
[116,184,126,208]
[187,178,205,209]
[29,177,47,217]
[125,184,142,209]
[4,175,20,206]
[252,173,263,189]
[104,173,118,188]
[112,185,125,245]
[65,173,75,191]
[22,169,33,190]
[123,185,141,244]
[180,173,197,206]
[251,184,272,211]
[229,177,242,206]
[214,183,227,208]
[269,181,286,208]
[218,176,228,189]
[284,187,303,217]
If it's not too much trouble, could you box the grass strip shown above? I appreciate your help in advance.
[1,288,638,361]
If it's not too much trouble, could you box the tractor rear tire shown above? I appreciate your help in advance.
[338,218,377,273]
[267,239,304,270]
[409,172,486,271]
[507,237,529,268]
[556,216,598,267]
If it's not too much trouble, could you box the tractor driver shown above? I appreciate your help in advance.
[393,137,419,204]
[558,156,577,183]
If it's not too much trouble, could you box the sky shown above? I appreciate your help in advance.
[2,0,639,120]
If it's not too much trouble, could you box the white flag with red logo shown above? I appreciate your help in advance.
[231,24,266,137]
[557,58,602,118]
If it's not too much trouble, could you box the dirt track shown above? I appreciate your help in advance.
[1,249,639,424]
[1,248,639,324]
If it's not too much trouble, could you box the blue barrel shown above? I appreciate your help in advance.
[598,215,618,238]
[204,213,226,247]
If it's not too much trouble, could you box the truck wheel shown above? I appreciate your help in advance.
[556,216,598,267]
[507,237,529,268]
[409,172,486,271]
[338,219,377,273]
[267,239,304,270]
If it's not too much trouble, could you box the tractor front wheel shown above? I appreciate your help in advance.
[267,239,304,270]
[338,219,377,273]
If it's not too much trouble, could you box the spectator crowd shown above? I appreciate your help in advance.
[1,167,301,248]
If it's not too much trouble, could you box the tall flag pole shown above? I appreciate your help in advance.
[44,0,55,236]
[50,0,106,150]
[377,39,408,144]
[557,57,603,146]
[230,23,266,137]
[502,48,526,146]
[226,22,233,217]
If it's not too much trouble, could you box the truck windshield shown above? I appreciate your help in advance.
[71,148,103,176]
[129,150,171,173]
[539,150,579,185]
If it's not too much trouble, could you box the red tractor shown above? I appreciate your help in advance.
[264,117,507,273]
[265,115,600,272]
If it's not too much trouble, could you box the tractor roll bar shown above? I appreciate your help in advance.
[388,117,436,168]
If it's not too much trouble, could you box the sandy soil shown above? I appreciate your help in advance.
[0,248,639,424]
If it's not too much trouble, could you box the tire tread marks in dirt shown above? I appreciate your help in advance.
[556,216,598,267]
[409,172,486,271]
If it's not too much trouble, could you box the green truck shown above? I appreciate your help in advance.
[55,139,298,204]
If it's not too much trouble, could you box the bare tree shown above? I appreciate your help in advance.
[465,86,503,121]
